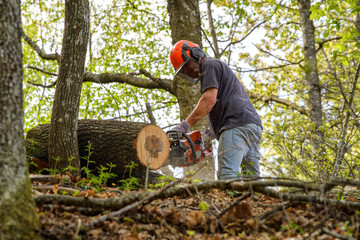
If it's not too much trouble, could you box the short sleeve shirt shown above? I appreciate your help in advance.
[200,58,262,139]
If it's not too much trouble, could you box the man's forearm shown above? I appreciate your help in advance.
[185,88,218,127]
[186,99,210,126]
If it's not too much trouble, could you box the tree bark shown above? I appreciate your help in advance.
[48,0,90,176]
[167,0,215,180]
[297,0,326,180]
[27,120,169,182]
[0,1,41,238]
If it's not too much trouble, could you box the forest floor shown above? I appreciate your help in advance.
[31,174,360,240]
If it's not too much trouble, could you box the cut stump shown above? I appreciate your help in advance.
[26,119,170,183]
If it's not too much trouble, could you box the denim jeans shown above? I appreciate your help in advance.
[217,123,262,179]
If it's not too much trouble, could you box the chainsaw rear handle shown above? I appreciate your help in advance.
[166,130,197,165]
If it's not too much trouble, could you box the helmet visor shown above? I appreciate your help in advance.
[174,58,190,76]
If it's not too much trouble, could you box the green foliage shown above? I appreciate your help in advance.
[21,0,360,181]
[118,177,141,191]
[118,161,140,191]
[280,221,305,234]
[77,162,118,192]
[81,142,95,179]
[22,0,178,132]
[149,175,175,189]
[198,201,208,211]
[77,143,117,191]
[46,156,61,177]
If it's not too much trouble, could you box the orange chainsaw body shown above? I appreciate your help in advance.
[166,130,212,168]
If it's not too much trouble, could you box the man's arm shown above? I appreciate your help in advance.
[185,87,218,127]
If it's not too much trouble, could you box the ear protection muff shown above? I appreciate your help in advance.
[181,41,206,62]
[190,47,206,61]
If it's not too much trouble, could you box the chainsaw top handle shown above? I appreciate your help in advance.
[166,130,198,165]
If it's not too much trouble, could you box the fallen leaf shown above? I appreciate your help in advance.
[162,207,182,225]
[186,210,206,228]
[221,201,253,224]
[53,184,58,194]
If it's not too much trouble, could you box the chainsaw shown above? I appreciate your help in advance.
[165,130,212,168]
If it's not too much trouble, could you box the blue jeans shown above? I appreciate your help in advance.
[217,123,262,179]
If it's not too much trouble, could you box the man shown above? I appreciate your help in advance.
[169,40,262,179]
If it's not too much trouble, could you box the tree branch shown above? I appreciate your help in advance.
[83,71,176,96]
[26,66,58,76]
[21,30,61,63]
[27,80,56,88]
[248,91,310,116]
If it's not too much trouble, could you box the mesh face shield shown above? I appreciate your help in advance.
[177,72,199,84]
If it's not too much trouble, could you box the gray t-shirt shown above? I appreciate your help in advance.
[200,58,262,139]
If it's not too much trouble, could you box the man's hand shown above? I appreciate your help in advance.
[204,128,216,139]
[203,128,215,149]
[170,120,190,133]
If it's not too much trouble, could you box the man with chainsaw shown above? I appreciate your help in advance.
[169,40,262,180]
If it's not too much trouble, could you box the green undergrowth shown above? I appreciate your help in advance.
[29,143,176,193]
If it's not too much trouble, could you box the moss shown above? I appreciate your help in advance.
[0,178,42,240]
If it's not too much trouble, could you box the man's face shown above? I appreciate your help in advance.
[181,59,200,78]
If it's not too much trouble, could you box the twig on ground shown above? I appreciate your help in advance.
[322,228,356,240]
[257,202,292,221]
[217,192,252,219]
[72,219,82,240]
[33,185,79,195]
[302,215,331,240]
[83,172,193,229]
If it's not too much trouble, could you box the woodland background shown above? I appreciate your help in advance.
[1,0,360,239]
[21,0,360,181]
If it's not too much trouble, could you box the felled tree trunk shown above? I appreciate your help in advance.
[26,119,170,183]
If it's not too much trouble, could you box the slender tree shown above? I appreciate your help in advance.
[297,0,326,180]
[48,0,90,175]
[167,0,215,180]
[0,0,41,238]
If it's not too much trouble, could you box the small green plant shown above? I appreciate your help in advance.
[47,156,61,177]
[337,190,344,200]
[118,161,140,191]
[81,162,118,191]
[97,162,117,186]
[280,221,305,234]
[26,139,41,173]
[28,159,39,171]
[62,155,79,173]
[119,177,140,191]
[149,175,175,189]
[185,170,201,182]
[198,201,208,211]
[241,163,255,176]
[26,139,37,160]
[78,142,118,191]
[81,142,95,179]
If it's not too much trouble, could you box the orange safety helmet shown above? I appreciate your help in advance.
[169,40,206,77]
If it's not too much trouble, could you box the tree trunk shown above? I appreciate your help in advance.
[0,1,41,238]
[168,0,215,180]
[27,120,169,182]
[48,0,90,176]
[297,0,326,180]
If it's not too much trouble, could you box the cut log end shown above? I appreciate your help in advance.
[136,124,170,170]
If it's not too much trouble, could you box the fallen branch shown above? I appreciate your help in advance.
[34,179,360,212]
[84,172,189,229]
[32,185,79,195]
[255,187,360,210]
